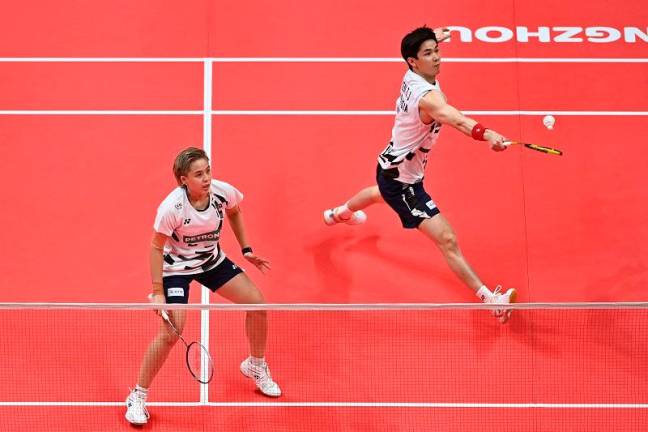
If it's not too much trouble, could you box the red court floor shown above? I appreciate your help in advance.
[0,0,646,430]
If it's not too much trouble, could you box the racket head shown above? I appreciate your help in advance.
[186,341,215,384]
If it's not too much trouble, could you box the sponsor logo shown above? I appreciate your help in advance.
[174,202,183,210]
[184,218,191,225]
[183,231,220,243]
[445,26,647,44]
[426,200,436,210]
[167,287,185,297]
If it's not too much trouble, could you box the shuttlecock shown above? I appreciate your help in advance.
[543,115,556,130]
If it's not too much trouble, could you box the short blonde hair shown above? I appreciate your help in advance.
[173,147,209,185]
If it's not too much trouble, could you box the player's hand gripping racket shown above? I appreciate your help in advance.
[504,141,563,156]
[149,294,214,384]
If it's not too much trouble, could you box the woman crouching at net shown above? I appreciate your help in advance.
[125,147,281,426]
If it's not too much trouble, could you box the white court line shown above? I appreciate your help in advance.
[0,110,202,115]
[202,60,213,155]
[1,110,647,116]
[211,110,648,116]
[0,57,646,63]
[1,401,647,408]
[199,60,213,405]
[212,57,648,64]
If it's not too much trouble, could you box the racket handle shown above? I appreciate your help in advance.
[147,293,170,321]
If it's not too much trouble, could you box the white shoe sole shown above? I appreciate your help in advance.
[240,363,282,397]
[125,411,148,425]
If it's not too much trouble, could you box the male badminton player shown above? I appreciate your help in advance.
[323,26,517,319]
[126,147,281,425]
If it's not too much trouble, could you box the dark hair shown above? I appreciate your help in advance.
[401,26,437,70]
[173,147,209,185]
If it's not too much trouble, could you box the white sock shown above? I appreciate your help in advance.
[335,203,353,219]
[135,385,148,398]
[250,356,266,367]
[476,286,493,302]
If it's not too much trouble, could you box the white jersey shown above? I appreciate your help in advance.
[378,70,443,184]
[153,179,243,276]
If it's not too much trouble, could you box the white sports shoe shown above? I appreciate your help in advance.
[323,207,367,226]
[240,357,282,397]
[125,388,149,425]
[490,286,517,324]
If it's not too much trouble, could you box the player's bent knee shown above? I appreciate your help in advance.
[437,230,458,252]
[244,285,266,305]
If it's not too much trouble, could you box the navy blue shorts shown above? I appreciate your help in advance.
[376,165,440,229]
[163,257,244,304]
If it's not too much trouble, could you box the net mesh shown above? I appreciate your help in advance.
[0,304,647,431]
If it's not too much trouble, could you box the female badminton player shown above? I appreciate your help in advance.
[126,147,281,425]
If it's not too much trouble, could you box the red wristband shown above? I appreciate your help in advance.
[471,123,487,141]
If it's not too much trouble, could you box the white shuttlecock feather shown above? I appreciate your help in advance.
[543,115,556,130]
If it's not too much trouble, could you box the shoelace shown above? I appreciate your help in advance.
[250,364,278,391]
[128,390,147,413]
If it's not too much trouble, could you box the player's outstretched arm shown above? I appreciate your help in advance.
[419,91,508,151]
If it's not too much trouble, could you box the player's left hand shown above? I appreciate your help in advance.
[434,27,451,43]
[243,252,272,274]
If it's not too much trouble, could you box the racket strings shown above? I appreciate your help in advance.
[157,310,215,384]
[187,342,214,383]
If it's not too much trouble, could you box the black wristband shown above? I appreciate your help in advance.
[242,246,253,255]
